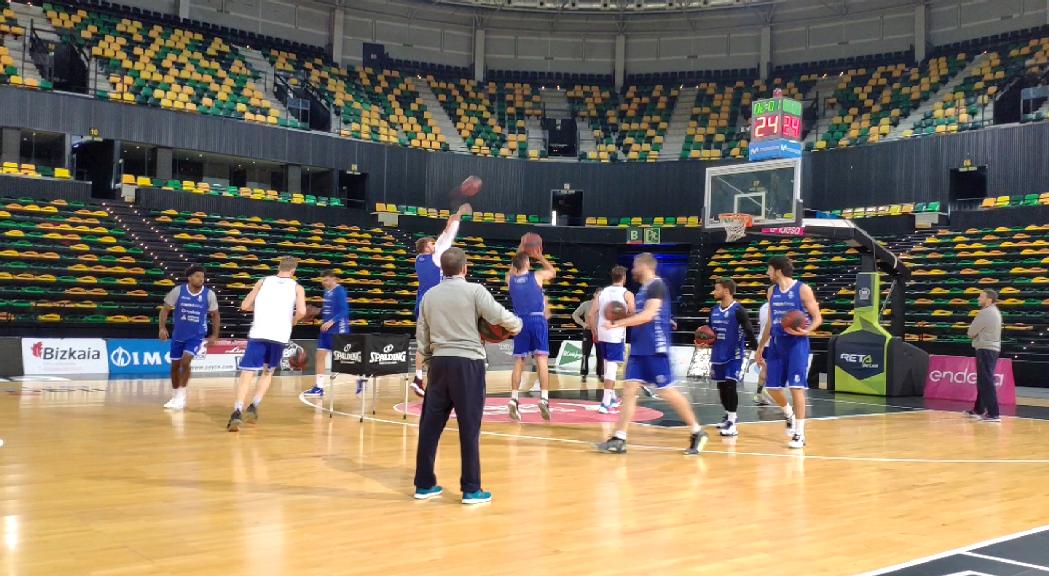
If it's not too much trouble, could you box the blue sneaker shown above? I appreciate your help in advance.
[610,397,622,408]
[462,490,492,504]
[304,386,324,397]
[414,485,443,500]
[597,402,616,415]
[356,378,367,396]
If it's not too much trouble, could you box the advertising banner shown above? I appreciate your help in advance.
[22,338,109,375]
[924,355,1016,405]
[192,339,246,373]
[108,339,172,376]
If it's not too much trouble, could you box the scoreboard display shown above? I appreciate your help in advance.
[748,91,803,161]
[750,97,803,142]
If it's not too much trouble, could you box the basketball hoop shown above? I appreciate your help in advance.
[718,213,753,242]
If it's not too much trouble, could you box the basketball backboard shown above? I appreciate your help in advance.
[703,158,802,230]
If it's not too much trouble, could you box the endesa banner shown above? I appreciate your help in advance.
[22,338,109,375]
[923,354,1016,405]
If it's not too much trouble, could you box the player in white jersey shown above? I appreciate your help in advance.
[587,265,635,414]
[227,256,306,432]
[753,302,773,405]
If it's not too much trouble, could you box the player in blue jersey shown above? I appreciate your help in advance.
[596,253,709,455]
[755,255,823,449]
[158,264,220,411]
[304,270,350,397]
[412,203,470,397]
[506,250,557,421]
[708,278,757,437]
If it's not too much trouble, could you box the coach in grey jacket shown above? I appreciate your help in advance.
[967,288,1003,421]
[413,247,522,504]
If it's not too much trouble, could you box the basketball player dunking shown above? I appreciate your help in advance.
[708,277,756,437]
[227,256,307,432]
[507,251,556,421]
[597,253,708,455]
[755,255,822,449]
[588,265,635,414]
[412,204,470,397]
[304,270,350,397]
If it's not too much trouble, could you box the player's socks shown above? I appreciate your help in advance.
[234,401,244,412]
[510,390,520,401]
[540,390,549,401]
[727,411,737,423]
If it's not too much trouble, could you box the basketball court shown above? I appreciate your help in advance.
[4,371,1049,575]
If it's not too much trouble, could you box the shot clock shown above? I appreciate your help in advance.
[748,89,804,161]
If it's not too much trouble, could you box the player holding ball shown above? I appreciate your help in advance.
[755,255,822,449]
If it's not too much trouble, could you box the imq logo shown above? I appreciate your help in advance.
[110,346,165,368]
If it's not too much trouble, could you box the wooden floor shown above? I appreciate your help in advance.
[3,372,1049,576]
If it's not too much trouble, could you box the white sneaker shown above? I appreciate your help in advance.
[719,421,739,437]
[788,434,806,449]
[163,395,180,409]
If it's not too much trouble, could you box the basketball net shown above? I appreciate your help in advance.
[718,213,753,242]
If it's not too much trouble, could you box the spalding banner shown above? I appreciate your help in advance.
[924,354,1016,405]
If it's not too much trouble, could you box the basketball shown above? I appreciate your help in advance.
[694,325,716,347]
[604,301,628,321]
[459,175,483,197]
[287,345,308,370]
[478,317,513,343]
[781,309,809,332]
[520,232,543,257]
[302,305,321,323]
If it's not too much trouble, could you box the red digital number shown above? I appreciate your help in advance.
[767,114,780,137]
[752,116,766,139]
[783,115,801,140]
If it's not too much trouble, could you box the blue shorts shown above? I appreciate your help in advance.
[170,337,204,360]
[597,341,625,363]
[711,358,744,383]
[765,339,810,389]
[513,315,549,357]
[317,330,348,351]
[239,339,285,372]
[625,354,673,388]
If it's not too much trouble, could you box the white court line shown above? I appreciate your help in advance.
[961,552,1049,573]
[856,523,1049,575]
[299,394,1049,464]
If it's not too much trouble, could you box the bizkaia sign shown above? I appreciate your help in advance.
[923,354,1016,405]
[22,339,109,375]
